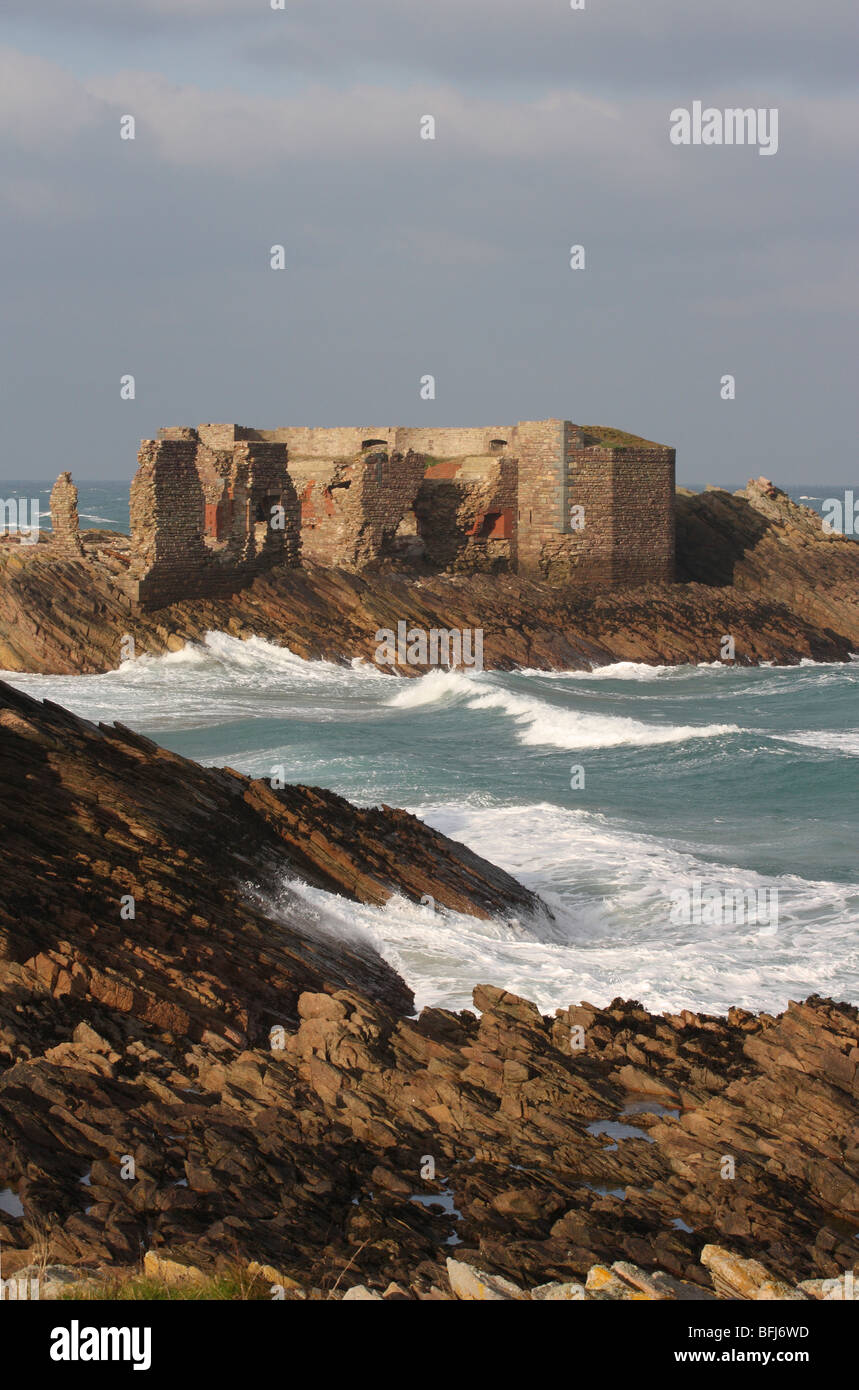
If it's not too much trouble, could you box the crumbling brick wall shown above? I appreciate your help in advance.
[125,432,299,607]
[414,456,517,572]
[117,416,674,606]
[49,472,84,555]
[293,448,426,569]
[257,426,511,459]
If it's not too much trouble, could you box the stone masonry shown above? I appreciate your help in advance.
[49,472,84,556]
[123,428,299,607]
[49,419,675,607]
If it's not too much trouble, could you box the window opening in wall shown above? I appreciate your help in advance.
[254,495,277,547]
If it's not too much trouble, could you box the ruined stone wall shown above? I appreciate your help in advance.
[254,426,511,460]
[415,456,517,572]
[537,437,618,585]
[157,427,199,443]
[125,436,299,608]
[261,427,397,457]
[394,427,511,458]
[49,472,84,555]
[195,423,243,451]
[125,440,211,606]
[294,449,426,569]
[124,417,674,604]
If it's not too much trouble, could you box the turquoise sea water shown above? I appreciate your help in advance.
[5,629,857,1019]
[3,479,857,1016]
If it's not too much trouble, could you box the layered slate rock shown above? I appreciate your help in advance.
[0,679,544,1036]
[0,479,857,673]
[0,686,856,1296]
[677,477,859,645]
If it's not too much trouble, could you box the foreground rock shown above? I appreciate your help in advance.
[0,688,856,1298]
[0,482,856,675]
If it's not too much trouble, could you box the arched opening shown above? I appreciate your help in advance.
[489,438,507,453]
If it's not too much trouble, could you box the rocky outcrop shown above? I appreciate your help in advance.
[0,677,542,1032]
[677,479,859,646]
[0,684,855,1298]
[0,481,856,674]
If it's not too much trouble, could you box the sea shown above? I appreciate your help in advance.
[2,480,857,1019]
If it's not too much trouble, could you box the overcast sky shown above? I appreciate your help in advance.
[1,1,856,484]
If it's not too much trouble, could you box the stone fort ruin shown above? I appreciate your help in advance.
[52,419,676,607]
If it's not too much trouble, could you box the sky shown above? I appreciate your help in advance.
[1,0,857,485]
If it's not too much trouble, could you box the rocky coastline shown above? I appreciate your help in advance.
[0,680,856,1300]
[0,481,857,677]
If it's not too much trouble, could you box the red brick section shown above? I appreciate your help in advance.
[415,455,518,572]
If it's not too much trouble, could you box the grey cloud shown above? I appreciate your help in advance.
[4,0,857,91]
[0,29,856,488]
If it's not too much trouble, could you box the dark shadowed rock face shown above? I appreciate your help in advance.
[0,685,856,1296]
[677,479,859,645]
[0,679,546,1036]
[0,481,857,674]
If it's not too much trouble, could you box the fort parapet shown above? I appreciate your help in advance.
[49,419,675,607]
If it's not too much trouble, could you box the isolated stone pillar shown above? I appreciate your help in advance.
[50,472,84,555]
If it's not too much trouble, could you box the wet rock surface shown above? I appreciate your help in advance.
[0,482,856,675]
[0,684,856,1298]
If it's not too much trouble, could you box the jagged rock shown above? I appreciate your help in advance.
[531,1281,586,1300]
[0,482,857,675]
[586,1265,654,1300]
[0,687,855,1295]
[247,1261,303,1293]
[446,1258,526,1301]
[142,1252,206,1285]
[342,1285,383,1300]
[701,1247,808,1301]
[611,1261,716,1301]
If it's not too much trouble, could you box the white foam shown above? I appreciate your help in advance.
[259,801,859,1018]
[3,637,855,1018]
[462,685,738,750]
[775,731,859,756]
[384,667,738,748]
[385,667,479,708]
[521,661,694,682]
[3,631,390,729]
